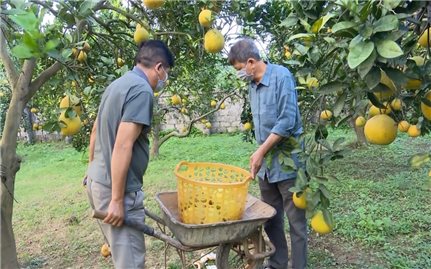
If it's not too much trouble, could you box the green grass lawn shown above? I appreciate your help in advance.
[12,130,431,269]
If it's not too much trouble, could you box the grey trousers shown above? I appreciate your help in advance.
[86,177,146,269]
[259,177,307,269]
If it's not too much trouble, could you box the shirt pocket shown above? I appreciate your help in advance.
[261,101,277,114]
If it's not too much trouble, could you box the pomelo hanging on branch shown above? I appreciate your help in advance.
[204,29,224,53]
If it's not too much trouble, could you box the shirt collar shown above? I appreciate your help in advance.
[255,63,272,87]
[132,66,150,83]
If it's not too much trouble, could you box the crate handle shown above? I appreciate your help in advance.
[175,161,189,173]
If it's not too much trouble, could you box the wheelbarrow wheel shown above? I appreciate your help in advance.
[216,230,266,269]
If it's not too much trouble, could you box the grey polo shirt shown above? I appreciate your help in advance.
[249,63,303,183]
[87,66,153,192]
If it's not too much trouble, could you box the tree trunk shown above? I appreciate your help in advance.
[1,93,25,268]
[349,118,367,146]
[22,106,35,144]
[0,96,8,138]
[150,122,161,158]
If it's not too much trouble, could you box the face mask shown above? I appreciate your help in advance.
[236,64,253,82]
[156,67,168,90]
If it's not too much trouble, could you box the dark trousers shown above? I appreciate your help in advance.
[259,177,307,269]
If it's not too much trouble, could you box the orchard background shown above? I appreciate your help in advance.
[1,0,430,268]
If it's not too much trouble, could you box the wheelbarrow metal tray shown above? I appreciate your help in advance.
[155,192,276,248]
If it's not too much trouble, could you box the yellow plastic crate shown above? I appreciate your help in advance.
[175,161,251,224]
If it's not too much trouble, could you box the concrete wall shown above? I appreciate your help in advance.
[160,98,245,134]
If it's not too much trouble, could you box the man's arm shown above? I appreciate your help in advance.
[103,122,143,227]
[88,117,98,163]
[250,133,283,178]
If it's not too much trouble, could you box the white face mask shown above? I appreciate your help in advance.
[236,63,253,82]
[156,66,168,90]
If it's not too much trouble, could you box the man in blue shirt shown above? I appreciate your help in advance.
[228,39,307,269]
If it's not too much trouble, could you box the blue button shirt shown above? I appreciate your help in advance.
[249,63,303,183]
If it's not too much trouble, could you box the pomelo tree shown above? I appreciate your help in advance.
[240,0,431,232]
[28,0,256,157]
[0,0,259,266]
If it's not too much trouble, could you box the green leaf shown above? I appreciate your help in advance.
[44,39,60,52]
[78,0,97,17]
[288,186,303,193]
[295,169,308,189]
[323,37,336,44]
[279,14,298,28]
[322,208,334,228]
[364,67,381,89]
[294,43,310,55]
[332,137,346,152]
[11,44,33,58]
[8,9,39,32]
[347,41,374,69]
[280,155,296,169]
[333,92,347,117]
[306,157,319,176]
[384,68,407,90]
[299,18,311,32]
[349,35,363,49]
[314,125,328,142]
[319,184,332,200]
[319,82,343,94]
[376,40,403,58]
[332,21,356,33]
[10,0,26,9]
[358,50,377,79]
[22,32,39,50]
[335,114,351,127]
[373,15,399,33]
[359,1,372,21]
[318,139,332,153]
[311,14,334,34]
[359,24,373,39]
[311,190,321,209]
[47,51,66,64]
[287,33,314,42]
[65,107,77,118]
[383,0,402,10]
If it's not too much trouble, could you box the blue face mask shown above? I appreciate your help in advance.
[156,67,168,90]
[236,63,253,82]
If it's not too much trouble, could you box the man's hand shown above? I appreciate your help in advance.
[250,149,265,179]
[103,200,124,227]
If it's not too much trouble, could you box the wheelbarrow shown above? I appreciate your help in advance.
[93,191,276,269]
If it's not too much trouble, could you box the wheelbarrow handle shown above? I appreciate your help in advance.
[92,210,155,236]
[91,210,191,251]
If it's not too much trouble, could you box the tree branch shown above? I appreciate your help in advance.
[20,59,36,86]
[30,0,58,16]
[99,2,147,26]
[0,29,18,87]
[153,32,193,38]
[158,91,238,146]
[27,61,62,102]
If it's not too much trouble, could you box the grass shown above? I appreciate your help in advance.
[12,130,431,269]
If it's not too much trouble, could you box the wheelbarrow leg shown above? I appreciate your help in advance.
[216,243,232,268]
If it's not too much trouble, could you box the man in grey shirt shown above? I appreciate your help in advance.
[229,39,307,269]
[86,40,174,268]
